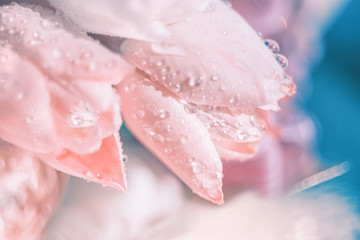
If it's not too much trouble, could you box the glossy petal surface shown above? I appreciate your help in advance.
[40,134,127,192]
[121,0,295,111]
[118,71,223,203]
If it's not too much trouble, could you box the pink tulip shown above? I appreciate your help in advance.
[116,0,295,204]
[0,139,67,240]
[0,4,132,191]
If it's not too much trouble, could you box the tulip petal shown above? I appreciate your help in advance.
[0,4,133,85]
[121,0,295,111]
[0,140,67,240]
[0,46,60,153]
[48,0,207,41]
[117,71,223,204]
[48,80,122,154]
[39,133,127,192]
[194,107,267,160]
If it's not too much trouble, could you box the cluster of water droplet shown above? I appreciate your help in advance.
[263,38,288,69]
[260,35,295,97]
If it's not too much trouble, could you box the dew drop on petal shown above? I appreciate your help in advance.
[123,155,128,163]
[191,161,206,174]
[276,54,288,68]
[70,103,99,128]
[158,110,170,119]
[180,136,188,144]
[183,102,198,114]
[52,48,62,59]
[136,110,145,119]
[264,39,280,53]
[210,75,219,81]
[236,130,249,141]
[152,133,165,143]
[199,0,216,13]
[29,39,43,46]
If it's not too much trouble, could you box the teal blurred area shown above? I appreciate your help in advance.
[303,0,360,226]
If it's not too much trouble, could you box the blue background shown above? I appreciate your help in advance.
[303,0,360,236]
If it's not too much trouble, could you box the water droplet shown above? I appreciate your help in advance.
[191,161,206,174]
[221,0,232,7]
[202,179,221,190]
[236,130,249,141]
[183,102,198,114]
[156,60,164,67]
[136,110,145,119]
[199,0,216,13]
[25,115,34,124]
[164,148,172,153]
[70,103,99,128]
[41,19,54,29]
[210,75,219,82]
[229,96,236,103]
[174,83,183,92]
[123,155,128,163]
[276,54,288,68]
[29,39,43,46]
[16,92,23,100]
[33,31,40,38]
[52,48,62,59]
[219,85,227,91]
[86,171,95,178]
[152,133,165,143]
[264,39,280,53]
[187,76,202,87]
[180,136,188,144]
[158,110,170,119]
[88,63,97,72]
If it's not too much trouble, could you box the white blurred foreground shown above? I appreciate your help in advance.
[42,135,359,240]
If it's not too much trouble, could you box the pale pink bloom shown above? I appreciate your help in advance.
[0,4,132,191]
[47,0,208,41]
[116,0,295,204]
[0,139,67,240]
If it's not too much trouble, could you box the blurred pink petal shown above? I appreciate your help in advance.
[48,0,208,41]
[0,140,67,240]
[0,3,132,85]
[118,72,223,203]
[0,4,129,188]
[0,46,60,154]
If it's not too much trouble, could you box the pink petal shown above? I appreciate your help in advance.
[48,81,103,154]
[117,71,224,204]
[120,0,295,111]
[0,46,60,153]
[39,133,127,192]
[0,4,133,85]
[48,0,207,41]
[48,80,122,155]
[194,107,267,160]
[0,140,67,240]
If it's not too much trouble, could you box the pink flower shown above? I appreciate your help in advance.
[116,0,295,203]
[0,4,132,191]
[0,139,67,240]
